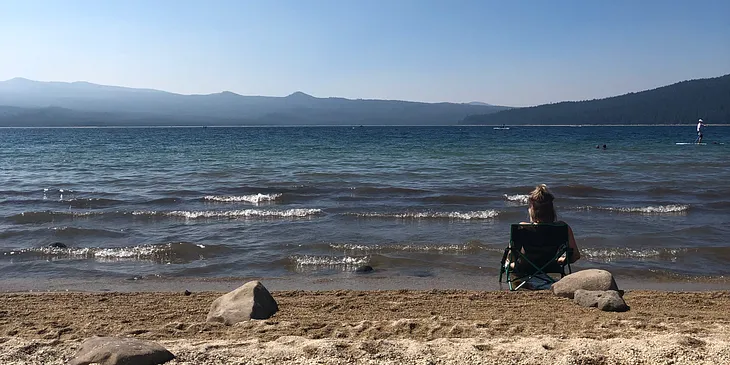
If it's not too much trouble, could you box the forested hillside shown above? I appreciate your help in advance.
[462,74,730,125]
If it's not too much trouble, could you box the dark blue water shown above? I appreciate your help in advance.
[1,126,729,288]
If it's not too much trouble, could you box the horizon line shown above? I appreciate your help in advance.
[2,124,729,129]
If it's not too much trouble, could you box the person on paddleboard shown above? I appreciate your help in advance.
[696,119,706,143]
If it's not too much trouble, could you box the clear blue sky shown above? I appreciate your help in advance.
[1,0,729,106]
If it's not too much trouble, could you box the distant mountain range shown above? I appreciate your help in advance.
[461,74,730,125]
[0,78,507,127]
[3,74,728,127]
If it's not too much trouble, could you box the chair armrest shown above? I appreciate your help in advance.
[499,248,510,273]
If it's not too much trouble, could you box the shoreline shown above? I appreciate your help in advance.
[2,273,729,293]
[2,289,729,364]
[1,124,729,128]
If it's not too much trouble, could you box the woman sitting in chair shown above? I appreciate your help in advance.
[501,184,581,290]
[523,184,580,265]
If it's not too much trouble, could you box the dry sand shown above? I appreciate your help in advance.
[1,290,729,364]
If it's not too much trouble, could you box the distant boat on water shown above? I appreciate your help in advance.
[493,124,510,130]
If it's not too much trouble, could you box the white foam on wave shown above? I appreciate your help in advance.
[578,204,689,214]
[583,248,687,262]
[350,210,498,220]
[7,245,164,261]
[19,211,98,218]
[204,193,282,204]
[6,242,212,262]
[329,243,488,252]
[132,208,321,219]
[290,254,369,267]
[504,194,530,204]
[93,246,161,259]
[42,188,74,193]
[42,188,75,201]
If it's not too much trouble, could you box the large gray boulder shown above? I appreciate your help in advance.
[551,269,619,299]
[206,280,278,325]
[69,337,175,365]
[574,289,629,312]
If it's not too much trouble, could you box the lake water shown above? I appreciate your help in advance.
[1,126,728,291]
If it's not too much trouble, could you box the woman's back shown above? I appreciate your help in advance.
[525,185,581,264]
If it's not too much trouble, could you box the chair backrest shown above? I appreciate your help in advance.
[509,223,570,274]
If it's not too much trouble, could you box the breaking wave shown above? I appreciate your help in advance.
[289,254,369,269]
[504,194,530,205]
[347,210,498,220]
[134,208,321,219]
[582,247,688,262]
[203,193,282,204]
[7,208,322,223]
[576,204,689,214]
[328,241,496,254]
[1,242,231,263]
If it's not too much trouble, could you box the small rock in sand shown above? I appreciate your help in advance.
[355,265,374,273]
[574,289,629,312]
[69,336,175,365]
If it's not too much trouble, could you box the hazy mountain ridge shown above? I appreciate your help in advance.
[461,74,730,125]
[0,78,507,126]
[0,105,225,127]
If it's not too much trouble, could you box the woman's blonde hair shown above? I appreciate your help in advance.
[528,184,556,223]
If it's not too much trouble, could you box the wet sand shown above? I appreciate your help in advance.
[2,289,730,364]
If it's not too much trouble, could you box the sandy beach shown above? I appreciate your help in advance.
[1,289,730,364]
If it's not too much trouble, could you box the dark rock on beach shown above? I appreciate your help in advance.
[48,242,67,248]
[573,289,629,312]
[69,336,175,365]
[206,280,278,325]
[597,291,629,312]
[355,265,374,273]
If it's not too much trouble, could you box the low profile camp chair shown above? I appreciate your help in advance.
[499,223,573,291]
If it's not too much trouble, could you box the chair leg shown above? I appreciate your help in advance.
[510,272,560,291]
[499,248,510,283]
[512,280,527,291]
